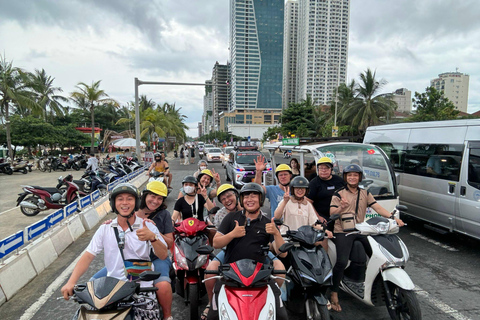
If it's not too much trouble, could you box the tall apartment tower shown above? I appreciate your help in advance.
[282,0,299,110]
[229,0,284,113]
[212,62,230,129]
[202,80,214,135]
[392,88,412,113]
[430,71,470,113]
[293,0,350,105]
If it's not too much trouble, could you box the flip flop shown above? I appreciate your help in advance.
[201,304,210,320]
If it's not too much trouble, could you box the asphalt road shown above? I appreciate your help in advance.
[0,153,479,320]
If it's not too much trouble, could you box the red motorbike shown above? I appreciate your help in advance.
[16,174,86,216]
[172,217,212,320]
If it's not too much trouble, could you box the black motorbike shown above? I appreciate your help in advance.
[279,219,337,320]
[70,271,161,320]
[0,162,13,175]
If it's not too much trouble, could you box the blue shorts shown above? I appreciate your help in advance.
[90,257,172,284]
[213,250,277,264]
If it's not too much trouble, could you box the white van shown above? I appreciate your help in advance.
[264,142,399,218]
[364,119,480,240]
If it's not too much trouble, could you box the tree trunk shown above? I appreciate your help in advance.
[90,105,95,154]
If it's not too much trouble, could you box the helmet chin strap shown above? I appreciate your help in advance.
[117,210,135,231]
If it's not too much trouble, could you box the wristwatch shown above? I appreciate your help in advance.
[151,235,160,243]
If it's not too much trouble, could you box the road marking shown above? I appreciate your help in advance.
[415,285,471,320]
[410,232,459,252]
[18,250,85,320]
[0,207,18,216]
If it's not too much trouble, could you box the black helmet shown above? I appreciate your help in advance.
[239,183,265,207]
[182,175,198,185]
[109,183,140,216]
[290,176,309,196]
[343,164,363,182]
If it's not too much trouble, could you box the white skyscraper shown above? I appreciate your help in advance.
[288,0,350,105]
[282,0,299,110]
[430,71,470,113]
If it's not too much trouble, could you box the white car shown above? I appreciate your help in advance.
[222,146,234,167]
[205,148,223,163]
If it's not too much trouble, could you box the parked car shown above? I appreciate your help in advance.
[222,146,235,167]
[225,146,271,188]
[205,148,223,163]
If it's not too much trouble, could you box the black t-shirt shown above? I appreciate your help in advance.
[174,196,206,221]
[148,209,173,261]
[308,175,345,219]
[217,210,274,264]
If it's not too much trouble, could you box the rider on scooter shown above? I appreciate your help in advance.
[329,164,405,312]
[61,183,168,302]
[147,152,172,189]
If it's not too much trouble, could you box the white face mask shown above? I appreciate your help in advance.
[200,166,207,171]
[184,186,195,194]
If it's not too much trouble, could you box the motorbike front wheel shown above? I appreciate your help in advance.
[20,196,41,216]
[386,284,422,320]
[306,298,329,320]
[72,163,80,171]
[22,168,28,174]
[187,283,199,320]
[5,167,13,175]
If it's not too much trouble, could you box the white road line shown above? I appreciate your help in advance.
[0,207,18,216]
[410,232,459,252]
[18,250,85,320]
[415,285,471,320]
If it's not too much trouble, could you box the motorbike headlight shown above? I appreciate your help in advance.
[299,271,316,285]
[195,254,209,269]
[374,222,389,234]
[323,269,333,282]
[174,246,188,270]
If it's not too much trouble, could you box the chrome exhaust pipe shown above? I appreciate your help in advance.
[20,201,39,209]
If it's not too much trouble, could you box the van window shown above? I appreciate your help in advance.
[404,144,463,181]
[468,147,480,190]
[371,143,407,172]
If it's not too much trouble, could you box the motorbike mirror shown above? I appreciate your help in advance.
[196,245,214,255]
[330,214,341,221]
[137,271,161,282]
[278,242,294,253]
[396,205,408,212]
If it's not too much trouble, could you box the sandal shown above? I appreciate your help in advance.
[330,299,342,312]
[201,304,210,320]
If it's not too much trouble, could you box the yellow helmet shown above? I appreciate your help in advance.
[145,180,168,197]
[275,164,292,177]
[197,169,214,185]
[216,184,238,198]
[317,156,333,167]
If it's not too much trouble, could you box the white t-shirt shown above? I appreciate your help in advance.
[86,216,166,282]
[86,157,99,171]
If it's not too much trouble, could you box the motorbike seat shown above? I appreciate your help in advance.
[32,186,62,194]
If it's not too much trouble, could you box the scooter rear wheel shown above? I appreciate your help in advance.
[20,196,41,216]
[386,284,422,320]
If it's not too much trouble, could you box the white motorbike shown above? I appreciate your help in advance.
[149,171,165,183]
[328,206,422,320]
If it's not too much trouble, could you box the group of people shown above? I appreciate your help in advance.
[179,145,196,165]
[61,150,404,319]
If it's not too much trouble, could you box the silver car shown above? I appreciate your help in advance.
[205,148,223,163]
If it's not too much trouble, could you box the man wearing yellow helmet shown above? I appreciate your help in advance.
[254,155,293,218]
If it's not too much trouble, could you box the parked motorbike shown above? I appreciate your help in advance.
[6,157,28,174]
[58,170,107,196]
[105,164,128,183]
[50,156,67,171]
[280,220,335,320]
[63,156,80,171]
[38,156,52,172]
[69,271,161,320]
[172,217,211,320]
[200,244,288,320]
[0,162,13,175]
[17,174,86,216]
[327,206,421,320]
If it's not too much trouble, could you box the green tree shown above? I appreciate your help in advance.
[281,96,316,136]
[71,80,118,153]
[27,69,68,122]
[0,55,40,161]
[409,86,459,121]
[339,69,397,134]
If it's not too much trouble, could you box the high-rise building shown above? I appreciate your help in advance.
[290,0,350,105]
[430,71,470,113]
[212,62,230,129]
[392,88,412,113]
[282,0,299,110]
[229,0,284,115]
[202,80,214,136]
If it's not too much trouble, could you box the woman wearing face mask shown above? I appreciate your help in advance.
[172,176,214,223]
[193,160,208,179]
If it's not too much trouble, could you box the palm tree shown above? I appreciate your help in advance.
[0,55,40,161]
[341,69,397,134]
[28,69,68,122]
[71,80,118,153]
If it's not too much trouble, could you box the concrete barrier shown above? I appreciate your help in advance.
[26,236,58,274]
[0,286,5,306]
[0,250,37,300]
[80,207,101,231]
[67,214,86,241]
[95,198,109,219]
[50,224,74,256]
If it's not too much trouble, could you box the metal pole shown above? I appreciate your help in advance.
[134,78,141,162]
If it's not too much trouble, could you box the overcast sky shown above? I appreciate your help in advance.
[1,0,479,138]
